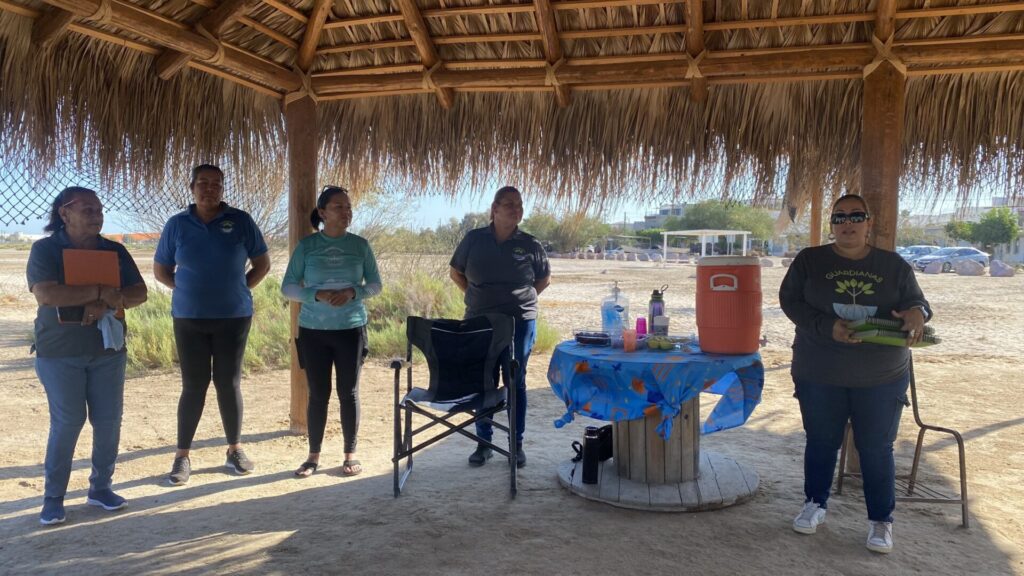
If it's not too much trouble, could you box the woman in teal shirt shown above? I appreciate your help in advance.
[282,186,382,477]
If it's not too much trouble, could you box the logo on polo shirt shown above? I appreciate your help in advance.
[512,246,528,260]
[219,220,235,234]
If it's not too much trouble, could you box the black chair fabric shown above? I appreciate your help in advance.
[393,313,518,497]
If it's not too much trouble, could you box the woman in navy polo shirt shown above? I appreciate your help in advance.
[154,165,271,486]
[27,187,148,525]
[449,186,550,468]
[282,186,382,477]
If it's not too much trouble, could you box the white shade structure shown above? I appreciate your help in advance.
[661,229,752,262]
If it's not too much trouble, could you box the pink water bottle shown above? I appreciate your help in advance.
[635,317,647,336]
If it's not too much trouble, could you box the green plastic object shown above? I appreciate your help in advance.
[856,329,941,348]
[847,317,935,335]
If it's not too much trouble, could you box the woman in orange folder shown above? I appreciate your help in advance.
[779,194,931,554]
[27,187,148,526]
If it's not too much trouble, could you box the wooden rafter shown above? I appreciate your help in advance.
[685,0,706,102]
[263,0,305,22]
[875,0,898,42]
[394,0,454,109]
[318,39,417,55]
[154,0,260,80]
[37,0,301,92]
[296,0,331,71]
[311,36,1024,95]
[32,6,76,47]
[533,0,571,107]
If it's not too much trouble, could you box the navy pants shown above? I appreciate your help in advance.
[36,352,126,498]
[476,318,535,445]
[795,373,909,522]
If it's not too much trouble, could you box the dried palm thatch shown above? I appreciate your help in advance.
[1,0,1023,226]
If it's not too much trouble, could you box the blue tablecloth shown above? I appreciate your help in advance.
[547,341,764,439]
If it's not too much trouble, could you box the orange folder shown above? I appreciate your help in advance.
[58,249,123,323]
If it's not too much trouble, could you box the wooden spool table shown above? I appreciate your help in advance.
[549,341,762,511]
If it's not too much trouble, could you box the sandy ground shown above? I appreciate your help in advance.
[0,249,1022,575]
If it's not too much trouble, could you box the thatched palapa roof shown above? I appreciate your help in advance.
[1,0,1023,224]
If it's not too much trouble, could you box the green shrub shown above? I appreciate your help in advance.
[123,268,557,375]
[125,289,176,376]
[533,314,560,354]
[245,277,291,371]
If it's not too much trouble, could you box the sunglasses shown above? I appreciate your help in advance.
[830,211,869,225]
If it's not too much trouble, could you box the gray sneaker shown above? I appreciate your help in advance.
[225,449,254,475]
[168,456,191,486]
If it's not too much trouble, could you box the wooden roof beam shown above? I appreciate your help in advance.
[896,1,1024,20]
[313,36,1024,95]
[685,0,707,102]
[263,0,305,22]
[534,0,571,107]
[394,0,454,109]
[318,39,417,55]
[154,0,261,80]
[32,7,75,47]
[296,0,332,71]
[39,0,301,92]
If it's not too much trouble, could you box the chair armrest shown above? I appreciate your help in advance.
[390,358,411,370]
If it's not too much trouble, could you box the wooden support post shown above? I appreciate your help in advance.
[285,95,318,433]
[860,61,904,251]
[845,0,903,475]
[809,186,823,246]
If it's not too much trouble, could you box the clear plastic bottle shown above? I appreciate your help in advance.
[601,281,630,346]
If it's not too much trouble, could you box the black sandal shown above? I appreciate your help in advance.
[341,460,362,477]
[294,461,319,478]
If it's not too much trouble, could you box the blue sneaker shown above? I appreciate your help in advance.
[86,488,127,511]
[40,497,66,526]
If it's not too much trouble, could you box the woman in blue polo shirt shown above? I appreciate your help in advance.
[27,187,148,525]
[282,186,381,477]
[154,165,271,486]
[449,186,550,469]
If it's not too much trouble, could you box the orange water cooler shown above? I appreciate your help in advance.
[696,256,762,354]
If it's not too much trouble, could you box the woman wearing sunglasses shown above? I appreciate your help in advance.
[281,186,381,477]
[779,194,931,554]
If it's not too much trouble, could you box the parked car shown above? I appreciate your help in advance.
[901,245,940,263]
[914,247,990,272]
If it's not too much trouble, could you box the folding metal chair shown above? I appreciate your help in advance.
[836,356,969,527]
[391,314,519,497]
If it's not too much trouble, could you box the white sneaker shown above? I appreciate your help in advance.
[866,521,894,553]
[793,502,827,534]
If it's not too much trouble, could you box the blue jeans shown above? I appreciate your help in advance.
[476,318,536,445]
[36,353,126,498]
[795,374,909,522]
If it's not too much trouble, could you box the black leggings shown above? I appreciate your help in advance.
[173,317,252,450]
[298,326,367,454]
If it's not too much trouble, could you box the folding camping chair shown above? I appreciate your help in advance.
[836,355,969,527]
[391,314,519,497]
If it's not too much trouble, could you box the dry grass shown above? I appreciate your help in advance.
[0,1,1022,223]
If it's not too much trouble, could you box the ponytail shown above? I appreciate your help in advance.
[311,185,349,229]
